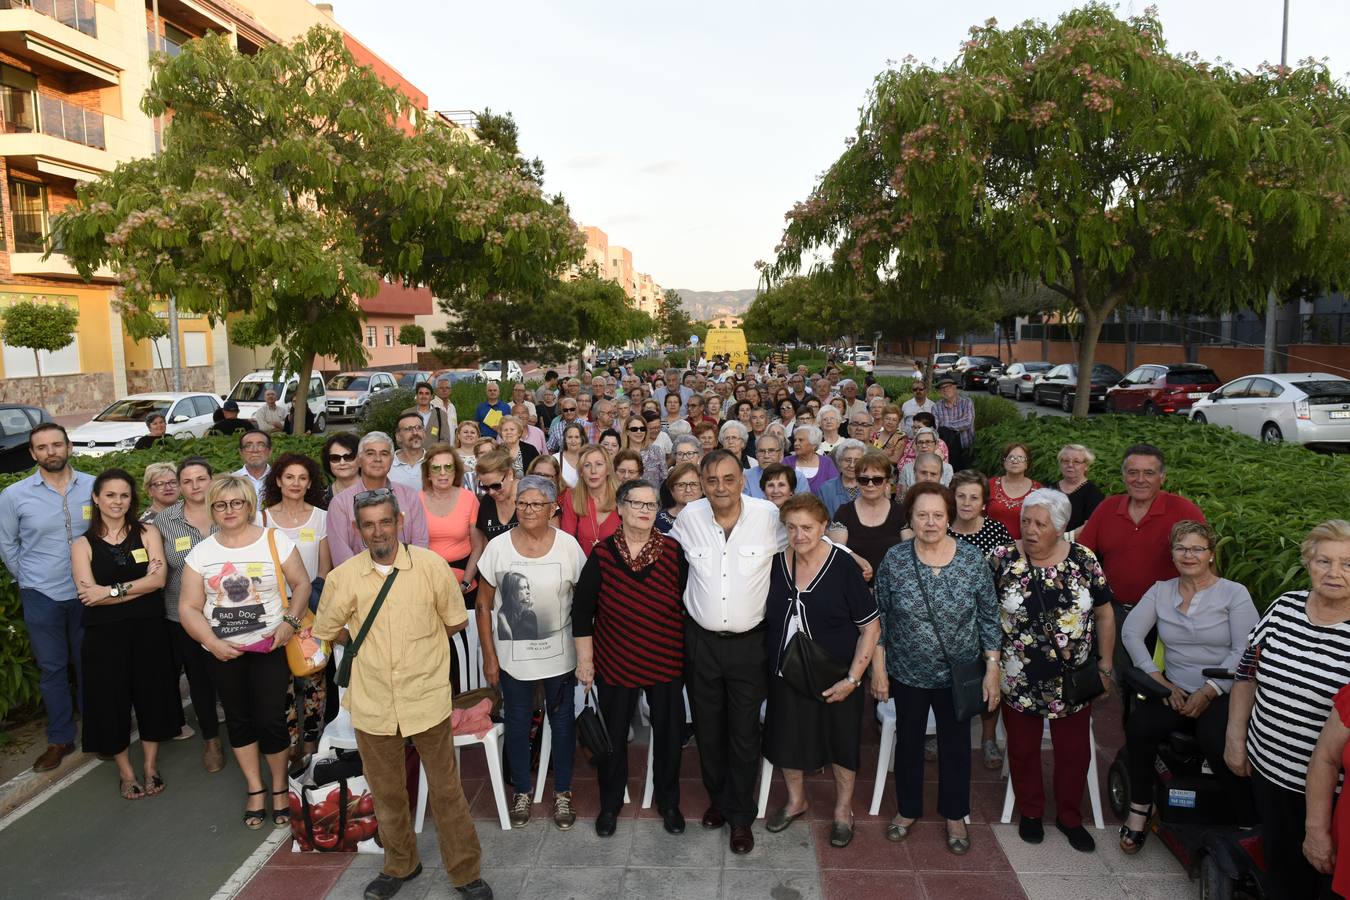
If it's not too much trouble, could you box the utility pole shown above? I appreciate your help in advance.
[1263,0,1290,373]
[151,0,182,390]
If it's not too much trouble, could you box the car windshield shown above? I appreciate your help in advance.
[1024,363,1052,372]
[1303,380,1350,403]
[481,361,501,370]
[969,356,1000,365]
[228,381,284,403]
[1166,369,1219,386]
[328,375,369,391]
[1091,365,1123,381]
[96,398,170,422]
[397,373,428,388]
[935,354,958,364]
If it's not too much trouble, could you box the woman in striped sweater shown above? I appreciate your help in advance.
[573,479,689,839]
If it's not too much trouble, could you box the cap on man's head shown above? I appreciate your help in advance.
[935,375,957,388]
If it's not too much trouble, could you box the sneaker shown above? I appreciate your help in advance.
[924,736,938,762]
[552,791,575,830]
[509,792,532,829]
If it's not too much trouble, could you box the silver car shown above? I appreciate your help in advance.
[1189,373,1350,447]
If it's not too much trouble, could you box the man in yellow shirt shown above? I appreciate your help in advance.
[314,489,492,900]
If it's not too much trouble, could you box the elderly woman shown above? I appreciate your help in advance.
[599,429,623,459]
[776,397,799,432]
[662,391,683,424]
[871,482,1000,854]
[321,432,361,504]
[658,462,702,534]
[760,463,800,508]
[992,489,1114,853]
[948,470,1014,557]
[1054,444,1105,537]
[692,421,717,454]
[72,469,180,800]
[474,450,520,543]
[718,420,753,470]
[832,450,905,572]
[612,449,643,484]
[670,433,703,470]
[497,414,539,477]
[622,414,667,488]
[141,462,181,522]
[873,404,907,466]
[421,443,483,606]
[817,406,844,454]
[1118,521,1258,852]
[178,476,311,829]
[786,425,839,495]
[987,443,1042,540]
[897,449,953,493]
[574,479,690,837]
[554,421,587,488]
[817,439,866,519]
[898,415,949,468]
[477,475,588,831]
[763,494,880,848]
[561,444,619,556]
[1226,520,1350,898]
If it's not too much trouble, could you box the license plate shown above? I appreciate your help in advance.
[1187,393,1205,400]
[1330,410,1350,419]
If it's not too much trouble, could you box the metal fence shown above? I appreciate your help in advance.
[1017,313,1348,347]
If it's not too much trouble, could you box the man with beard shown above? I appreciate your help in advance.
[0,424,96,771]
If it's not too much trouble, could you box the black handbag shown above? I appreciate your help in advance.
[910,544,986,723]
[1031,572,1105,707]
[777,553,849,702]
[575,686,613,765]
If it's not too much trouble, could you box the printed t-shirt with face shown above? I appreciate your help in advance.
[185,529,296,646]
[477,527,586,681]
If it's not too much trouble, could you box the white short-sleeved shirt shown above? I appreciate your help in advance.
[669,496,786,633]
[270,507,327,582]
[478,528,586,680]
[186,529,296,646]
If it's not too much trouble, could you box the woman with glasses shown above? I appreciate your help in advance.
[658,462,702,534]
[817,439,866,520]
[622,414,667,488]
[817,407,844,455]
[832,450,906,571]
[987,442,1041,540]
[320,433,361,504]
[574,479,690,837]
[178,476,311,830]
[141,463,181,523]
[477,476,587,830]
[474,450,520,544]
[776,398,799,433]
[670,433,703,469]
[554,422,587,489]
[898,414,949,468]
[874,405,907,467]
[560,445,619,556]
[1054,444,1105,537]
[613,449,643,484]
[497,415,539,478]
[719,420,753,470]
[421,443,483,608]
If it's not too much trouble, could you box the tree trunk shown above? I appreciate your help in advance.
[33,349,46,411]
[1072,309,1103,418]
[290,352,315,435]
[154,341,170,390]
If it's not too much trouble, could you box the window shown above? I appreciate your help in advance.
[0,65,36,135]
[1247,378,1280,399]
[28,0,97,36]
[0,407,33,437]
[384,326,394,347]
[310,376,325,398]
[191,396,218,417]
[2,330,79,377]
[9,180,49,253]
[365,326,376,348]
[183,332,207,367]
[37,93,105,150]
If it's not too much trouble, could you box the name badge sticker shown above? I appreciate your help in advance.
[131,548,149,563]
[299,529,316,544]
[245,562,265,578]
[174,536,193,552]
[82,505,92,520]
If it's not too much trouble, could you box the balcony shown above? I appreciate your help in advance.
[0,1,125,85]
[9,251,114,280]
[0,129,113,180]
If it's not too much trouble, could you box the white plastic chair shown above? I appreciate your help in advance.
[999,712,1104,830]
[448,616,512,830]
[638,687,694,809]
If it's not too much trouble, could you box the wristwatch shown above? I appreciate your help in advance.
[108,583,123,599]
[282,613,303,630]
[844,673,861,687]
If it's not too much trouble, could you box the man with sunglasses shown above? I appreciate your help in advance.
[901,379,937,437]
[545,397,582,452]
[326,432,429,566]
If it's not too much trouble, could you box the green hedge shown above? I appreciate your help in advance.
[973,414,1350,608]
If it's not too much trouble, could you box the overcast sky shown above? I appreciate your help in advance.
[331,1,1349,292]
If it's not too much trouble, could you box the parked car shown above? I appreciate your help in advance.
[0,404,54,474]
[1033,363,1125,411]
[225,371,328,433]
[853,346,876,374]
[994,361,1053,400]
[952,355,1003,391]
[1106,363,1222,416]
[429,368,478,388]
[394,370,436,391]
[477,360,524,383]
[1189,373,1350,447]
[71,393,221,456]
[325,370,397,421]
[930,352,961,377]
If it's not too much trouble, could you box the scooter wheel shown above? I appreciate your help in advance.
[1199,854,1234,900]
[1107,758,1131,820]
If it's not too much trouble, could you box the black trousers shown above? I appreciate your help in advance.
[893,679,970,821]
[596,675,685,816]
[168,620,220,741]
[1251,769,1335,900]
[684,621,767,827]
[209,646,291,754]
[81,618,184,755]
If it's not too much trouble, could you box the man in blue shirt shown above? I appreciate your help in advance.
[0,423,95,771]
[473,380,512,440]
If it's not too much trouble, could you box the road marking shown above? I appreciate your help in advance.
[211,827,290,900]
[0,755,101,833]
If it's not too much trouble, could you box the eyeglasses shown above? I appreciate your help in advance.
[1172,545,1211,557]
[561,405,577,412]
[242,443,269,452]
[851,421,873,429]
[916,438,937,446]
[211,499,248,512]
[856,475,887,486]
[517,501,551,513]
[1004,455,1026,463]
[673,481,700,492]
[624,499,660,512]
[328,451,357,464]
[675,450,699,460]
[480,480,506,493]
[149,480,177,490]
[429,463,455,474]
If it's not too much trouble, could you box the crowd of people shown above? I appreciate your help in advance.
[0,354,1347,900]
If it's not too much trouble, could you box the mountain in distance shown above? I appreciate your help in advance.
[670,288,758,321]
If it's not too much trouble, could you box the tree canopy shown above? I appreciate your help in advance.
[1,301,78,408]
[768,4,1350,413]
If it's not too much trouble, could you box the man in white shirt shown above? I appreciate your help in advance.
[669,450,786,856]
[253,389,287,434]
[389,411,426,490]
[233,430,272,497]
[431,376,459,435]
[837,379,869,419]
[900,379,937,436]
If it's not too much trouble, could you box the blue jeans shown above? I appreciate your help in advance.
[500,669,574,795]
[21,589,84,745]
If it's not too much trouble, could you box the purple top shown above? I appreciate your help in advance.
[786,452,840,494]
[326,479,429,567]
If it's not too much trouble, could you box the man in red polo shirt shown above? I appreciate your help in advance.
[1078,443,1206,687]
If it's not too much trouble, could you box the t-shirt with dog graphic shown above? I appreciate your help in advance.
[186,529,296,647]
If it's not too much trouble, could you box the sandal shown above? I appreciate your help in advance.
[119,778,145,801]
[243,789,267,830]
[271,789,291,827]
[886,815,916,843]
[144,773,165,797]
[981,739,1004,770]
[1118,803,1152,854]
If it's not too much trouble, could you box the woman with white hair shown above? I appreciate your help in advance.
[670,432,703,469]
[817,439,866,519]
[992,488,1115,854]
[719,420,753,469]
[1053,444,1105,536]
[785,424,839,494]
[817,406,844,454]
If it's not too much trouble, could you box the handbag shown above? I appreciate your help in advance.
[575,685,613,765]
[268,528,331,678]
[778,553,848,701]
[1033,587,1104,706]
[288,751,379,854]
[910,544,986,722]
[335,566,400,688]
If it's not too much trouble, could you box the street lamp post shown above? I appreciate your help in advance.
[1262,0,1290,374]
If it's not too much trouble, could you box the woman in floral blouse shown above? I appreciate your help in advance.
[993,488,1115,854]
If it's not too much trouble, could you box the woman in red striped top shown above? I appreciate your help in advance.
[574,479,689,839]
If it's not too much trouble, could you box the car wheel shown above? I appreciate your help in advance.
[314,413,327,434]
[1143,402,1158,417]
[1060,391,1073,412]
[1193,412,1207,425]
[1033,389,1044,406]
[1261,422,1283,444]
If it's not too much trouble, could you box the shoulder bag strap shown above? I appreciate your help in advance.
[910,542,956,675]
[347,568,399,665]
[266,527,289,606]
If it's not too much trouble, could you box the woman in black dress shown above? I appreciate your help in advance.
[1053,444,1105,538]
[832,449,907,572]
[70,468,182,800]
[763,493,880,848]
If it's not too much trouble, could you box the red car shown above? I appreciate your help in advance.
[1106,363,1222,415]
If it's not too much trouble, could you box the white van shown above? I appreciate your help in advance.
[853,346,875,373]
[225,371,328,432]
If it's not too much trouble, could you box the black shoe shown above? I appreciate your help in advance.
[700,806,725,829]
[454,878,494,900]
[364,863,422,900]
[1056,821,1096,853]
[1018,815,1044,844]
[660,807,686,835]
[595,812,618,837]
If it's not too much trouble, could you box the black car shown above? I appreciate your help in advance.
[1034,363,1125,411]
[954,355,1003,391]
[0,404,54,474]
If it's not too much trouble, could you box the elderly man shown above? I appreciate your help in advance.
[510,382,537,423]
[588,399,616,444]
[743,433,809,501]
[846,411,875,446]
[253,389,287,434]
[933,375,976,469]
[838,379,868,419]
[327,432,429,566]
[1079,443,1206,685]
[390,412,427,490]
[0,423,95,771]
[234,430,272,496]
[901,379,937,436]
[576,392,594,431]
[897,451,953,492]
[313,491,492,900]
[545,396,582,452]
[513,402,548,454]
[671,451,786,855]
[134,412,169,450]
[474,381,512,440]
[431,377,460,433]
[787,374,810,406]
